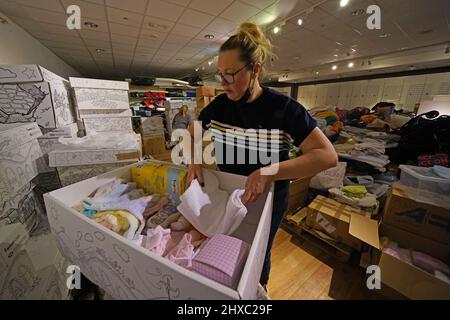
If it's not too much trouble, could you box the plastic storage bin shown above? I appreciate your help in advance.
[398,165,450,207]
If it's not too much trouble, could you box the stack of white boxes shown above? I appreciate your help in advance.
[47,132,142,187]
[69,77,133,135]
[0,64,79,208]
[0,123,44,233]
[0,223,71,300]
[0,64,76,299]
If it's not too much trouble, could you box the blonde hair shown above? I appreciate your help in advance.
[220,22,274,76]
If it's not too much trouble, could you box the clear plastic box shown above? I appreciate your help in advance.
[398,165,450,206]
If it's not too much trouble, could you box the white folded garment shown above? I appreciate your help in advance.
[177,171,247,237]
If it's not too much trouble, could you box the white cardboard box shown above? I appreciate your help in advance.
[56,162,135,187]
[48,148,140,168]
[0,232,71,300]
[0,82,75,129]
[40,123,78,138]
[73,88,130,110]
[44,161,273,299]
[83,116,133,134]
[140,116,165,137]
[37,137,66,173]
[69,77,129,90]
[0,139,43,204]
[0,182,42,233]
[0,223,29,275]
[0,64,63,84]
[0,122,42,153]
[78,109,132,119]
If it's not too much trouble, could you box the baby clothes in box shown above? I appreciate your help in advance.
[177,171,247,237]
[91,210,143,240]
[189,234,250,289]
[146,204,181,229]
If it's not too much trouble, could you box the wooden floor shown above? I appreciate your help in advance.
[267,227,385,300]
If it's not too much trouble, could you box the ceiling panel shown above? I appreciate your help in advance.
[79,30,111,41]
[106,7,144,27]
[188,0,234,16]
[23,6,66,25]
[105,0,149,13]
[178,8,215,28]
[220,1,260,23]
[205,17,237,34]
[171,23,202,37]
[146,0,185,22]
[60,0,107,20]
[109,22,141,37]
[10,0,65,13]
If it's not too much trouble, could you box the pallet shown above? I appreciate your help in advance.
[282,211,353,263]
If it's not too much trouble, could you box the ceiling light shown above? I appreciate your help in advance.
[95,48,105,54]
[208,61,213,66]
[332,65,338,70]
[148,22,168,30]
[351,48,357,53]
[195,68,199,72]
[379,33,391,38]
[273,26,280,34]
[315,71,319,75]
[333,54,339,57]
[336,41,343,46]
[297,18,303,26]
[294,56,300,60]
[348,62,354,68]
[351,9,365,16]
[84,21,98,28]
[340,0,349,7]
[204,34,215,40]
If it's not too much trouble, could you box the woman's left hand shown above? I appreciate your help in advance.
[242,169,275,205]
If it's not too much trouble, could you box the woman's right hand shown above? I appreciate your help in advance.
[187,164,204,187]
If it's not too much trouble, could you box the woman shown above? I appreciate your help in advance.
[172,105,192,131]
[186,22,338,289]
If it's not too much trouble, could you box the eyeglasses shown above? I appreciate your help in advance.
[214,63,253,84]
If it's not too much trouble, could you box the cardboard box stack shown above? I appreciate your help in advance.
[0,64,76,130]
[286,177,311,215]
[69,77,133,136]
[140,115,166,157]
[0,223,71,300]
[0,123,44,233]
[47,132,142,187]
[195,86,215,117]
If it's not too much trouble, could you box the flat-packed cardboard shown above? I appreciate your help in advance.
[37,137,66,173]
[48,148,140,168]
[33,171,62,209]
[69,77,129,90]
[0,232,71,300]
[56,162,135,187]
[44,160,274,299]
[142,135,166,156]
[40,123,78,138]
[73,88,129,110]
[0,65,75,128]
[383,183,450,245]
[0,223,29,275]
[0,139,43,204]
[376,223,450,299]
[78,108,132,119]
[0,183,42,233]
[83,117,133,134]
[306,195,376,250]
[286,177,311,214]
[0,122,42,153]
[196,86,215,97]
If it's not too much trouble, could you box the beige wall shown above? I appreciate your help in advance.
[297,72,450,111]
[0,11,81,79]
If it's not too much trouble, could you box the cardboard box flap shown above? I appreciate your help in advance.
[0,64,43,83]
[379,252,450,299]
[349,213,380,249]
[69,77,129,90]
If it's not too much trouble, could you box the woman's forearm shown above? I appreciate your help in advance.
[267,148,338,181]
